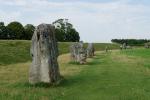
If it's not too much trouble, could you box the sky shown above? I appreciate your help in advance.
[0,0,150,43]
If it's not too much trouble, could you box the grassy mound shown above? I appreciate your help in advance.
[0,40,119,65]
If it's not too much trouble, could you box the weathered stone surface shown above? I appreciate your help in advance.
[29,24,60,84]
[122,43,127,49]
[79,47,87,64]
[70,41,86,64]
[86,43,95,57]
[120,43,127,50]
[105,46,108,53]
[144,42,150,48]
[120,43,132,50]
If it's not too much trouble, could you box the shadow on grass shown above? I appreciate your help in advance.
[12,76,80,89]
[85,61,100,66]
[12,76,66,88]
[68,61,81,65]
[68,60,100,66]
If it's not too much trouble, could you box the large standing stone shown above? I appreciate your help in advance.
[29,24,60,84]
[120,43,127,50]
[122,43,127,49]
[70,42,86,64]
[105,46,109,53]
[79,47,87,64]
[144,42,150,48]
[86,43,95,57]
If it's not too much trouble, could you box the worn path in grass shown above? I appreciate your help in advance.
[0,49,150,100]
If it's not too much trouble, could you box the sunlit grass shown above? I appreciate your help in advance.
[0,40,150,100]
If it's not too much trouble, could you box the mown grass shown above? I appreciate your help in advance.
[0,45,150,99]
[0,40,119,65]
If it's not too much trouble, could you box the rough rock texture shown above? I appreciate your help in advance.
[105,46,108,53]
[144,42,150,48]
[120,43,127,50]
[86,43,95,57]
[29,24,60,84]
[79,47,87,64]
[70,42,86,64]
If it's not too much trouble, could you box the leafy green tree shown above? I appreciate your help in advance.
[24,24,35,40]
[52,19,80,42]
[0,22,9,39]
[7,21,25,39]
[65,28,80,42]
[55,28,64,41]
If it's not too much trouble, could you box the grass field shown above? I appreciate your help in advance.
[0,40,119,65]
[0,41,150,100]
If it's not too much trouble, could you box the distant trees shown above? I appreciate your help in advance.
[52,19,80,42]
[7,21,25,39]
[0,21,35,40]
[24,24,35,40]
[111,39,150,46]
[0,19,80,42]
[0,22,9,39]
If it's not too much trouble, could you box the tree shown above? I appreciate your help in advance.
[52,19,80,42]
[111,39,150,46]
[55,28,64,41]
[24,24,35,40]
[0,22,9,39]
[65,28,80,42]
[7,21,25,39]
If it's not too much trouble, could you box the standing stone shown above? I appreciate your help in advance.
[70,42,87,64]
[79,47,87,64]
[122,43,127,49]
[145,42,150,48]
[29,24,60,84]
[105,46,108,53]
[120,43,127,50]
[70,42,80,62]
[86,43,95,57]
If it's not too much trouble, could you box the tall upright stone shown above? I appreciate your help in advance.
[145,42,150,48]
[29,24,60,84]
[86,43,95,57]
[70,41,86,64]
[105,46,108,53]
[122,43,127,49]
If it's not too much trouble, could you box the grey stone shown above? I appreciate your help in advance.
[86,43,95,57]
[29,24,60,84]
[70,42,86,64]
[105,46,108,53]
[144,42,150,48]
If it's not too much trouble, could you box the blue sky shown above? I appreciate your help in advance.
[0,0,150,42]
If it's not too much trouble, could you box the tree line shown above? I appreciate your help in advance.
[111,39,150,46]
[0,19,80,42]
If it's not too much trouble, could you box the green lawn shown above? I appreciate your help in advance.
[0,41,150,100]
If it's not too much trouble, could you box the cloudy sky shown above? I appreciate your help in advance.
[0,0,150,42]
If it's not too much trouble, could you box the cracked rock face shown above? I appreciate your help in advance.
[29,24,60,84]
[86,43,95,58]
[70,42,87,64]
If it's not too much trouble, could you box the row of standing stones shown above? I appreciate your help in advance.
[29,23,148,85]
[70,42,95,64]
[29,24,95,85]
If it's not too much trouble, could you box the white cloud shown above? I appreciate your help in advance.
[0,0,150,42]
